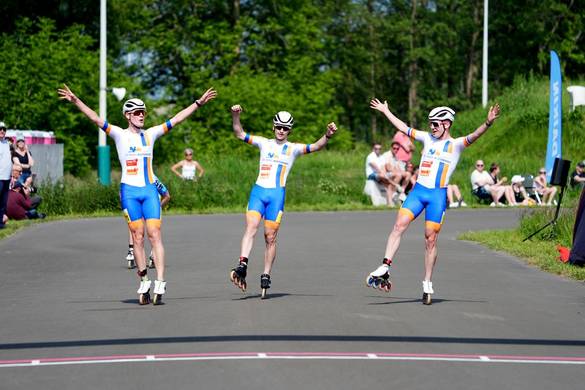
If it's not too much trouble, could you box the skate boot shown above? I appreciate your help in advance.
[422,280,434,305]
[366,263,392,292]
[152,280,166,305]
[137,271,151,305]
[126,248,135,269]
[260,274,271,300]
[229,259,248,292]
[148,251,155,269]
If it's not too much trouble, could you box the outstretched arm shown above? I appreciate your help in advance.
[170,88,217,127]
[231,105,246,140]
[370,98,409,134]
[465,103,501,144]
[58,84,105,129]
[307,123,338,153]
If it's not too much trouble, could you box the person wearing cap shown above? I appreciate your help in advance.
[366,98,500,305]
[0,121,12,228]
[58,84,217,305]
[534,167,558,205]
[570,162,585,189]
[11,133,34,185]
[228,104,337,298]
[510,175,531,206]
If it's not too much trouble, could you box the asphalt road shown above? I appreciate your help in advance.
[0,209,584,389]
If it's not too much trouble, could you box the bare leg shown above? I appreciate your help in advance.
[241,213,261,258]
[384,212,413,260]
[146,223,164,281]
[129,222,147,271]
[504,186,516,205]
[452,185,462,201]
[263,226,279,275]
[447,186,454,204]
[423,227,439,281]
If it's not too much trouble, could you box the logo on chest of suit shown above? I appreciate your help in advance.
[267,152,275,158]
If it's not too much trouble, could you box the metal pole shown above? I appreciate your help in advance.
[482,0,488,108]
[98,0,111,185]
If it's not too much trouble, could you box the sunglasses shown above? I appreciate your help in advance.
[430,121,442,128]
[131,110,146,117]
[275,126,291,132]
[185,153,192,156]
[0,128,6,131]
[476,164,484,167]
[539,171,546,174]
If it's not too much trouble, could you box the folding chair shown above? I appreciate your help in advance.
[522,174,541,204]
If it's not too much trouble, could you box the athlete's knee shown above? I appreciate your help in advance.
[424,230,439,248]
[264,229,278,245]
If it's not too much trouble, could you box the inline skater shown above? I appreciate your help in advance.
[126,177,171,269]
[59,84,216,305]
[229,105,337,299]
[366,99,500,304]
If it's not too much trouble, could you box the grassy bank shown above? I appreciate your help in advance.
[460,195,585,281]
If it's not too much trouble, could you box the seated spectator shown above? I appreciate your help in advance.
[470,160,506,206]
[364,143,394,206]
[10,165,41,206]
[510,175,533,206]
[404,162,417,194]
[6,183,45,220]
[534,167,558,205]
[171,148,205,180]
[381,142,411,204]
[11,134,34,185]
[488,163,516,205]
[447,184,468,208]
[392,130,415,163]
[570,161,585,189]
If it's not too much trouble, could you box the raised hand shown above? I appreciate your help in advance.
[370,98,389,114]
[231,104,242,114]
[198,88,218,105]
[487,103,501,124]
[57,84,77,103]
[326,122,337,138]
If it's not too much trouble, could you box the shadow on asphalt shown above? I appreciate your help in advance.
[2,335,584,350]
[233,293,334,301]
[366,296,488,305]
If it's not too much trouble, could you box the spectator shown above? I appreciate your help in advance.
[171,148,205,180]
[382,142,410,204]
[365,143,395,206]
[510,175,532,206]
[404,162,417,194]
[570,161,585,189]
[6,182,45,220]
[488,163,516,205]
[10,165,40,205]
[392,130,415,163]
[0,121,11,229]
[534,167,558,205]
[11,133,34,185]
[447,184,468,208]
[470,160,506,206]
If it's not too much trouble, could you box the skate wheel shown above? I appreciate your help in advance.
[381,281,392,293]
[422,293,432,305]
[366,276,374,287]
[139,293,150,305]
[153,294,162,305]
[148,261,155,269]
[240,280,247,292]
[261,288,268,300]
[127,260,136,269]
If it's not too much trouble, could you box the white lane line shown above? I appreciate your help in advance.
[1,353,585,368]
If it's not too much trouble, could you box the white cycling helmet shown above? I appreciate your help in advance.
[273,111,294,128]
[122,98,146,114]
[428,106,455,122]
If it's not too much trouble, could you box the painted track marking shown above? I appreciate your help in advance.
[1,352,585,368]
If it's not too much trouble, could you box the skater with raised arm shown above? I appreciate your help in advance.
[59,84,216,305]
[365,99,500,304]
[229,105,337,299]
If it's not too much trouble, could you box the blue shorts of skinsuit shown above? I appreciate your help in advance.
[120,183,161,223]
[247,184,285,223]
[401,183,447,226]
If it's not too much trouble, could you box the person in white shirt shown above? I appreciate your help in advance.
[171,148,205,180]
[470,160,506,206]
[0,121,12,229]
[366,143,400,206]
